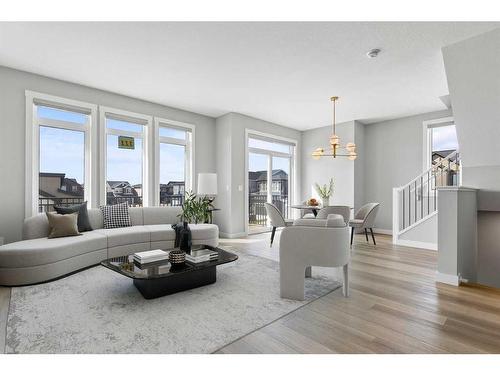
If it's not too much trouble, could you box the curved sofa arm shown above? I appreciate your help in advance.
[279,226,350,268]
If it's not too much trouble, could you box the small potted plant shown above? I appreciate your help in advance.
[314,178,334,206]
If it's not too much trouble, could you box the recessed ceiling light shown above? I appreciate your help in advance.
[366,48,381,58]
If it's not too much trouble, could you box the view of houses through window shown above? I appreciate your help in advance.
[430,123,460,187]
[38,106,89,213]
[247,136,294,233]
[35,100,193,213]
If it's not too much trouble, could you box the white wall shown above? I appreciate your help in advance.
[215,113,302,237]
[0,66,217,243]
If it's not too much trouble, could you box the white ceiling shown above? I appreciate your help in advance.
[0,22,498,130]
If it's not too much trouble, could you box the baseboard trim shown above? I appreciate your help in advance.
[372,228,392,235]
[436,272,460,286]
[394,238,437,251]
[219,232,247,239]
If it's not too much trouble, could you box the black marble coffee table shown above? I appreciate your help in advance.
[101,246,238,299]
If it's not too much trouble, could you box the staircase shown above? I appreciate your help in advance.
[392,151,461,250]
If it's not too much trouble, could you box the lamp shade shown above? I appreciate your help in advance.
[197,173,218,195]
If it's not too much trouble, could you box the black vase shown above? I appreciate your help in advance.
[179,221,192,253]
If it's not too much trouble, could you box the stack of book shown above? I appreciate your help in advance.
[186,248,218,264]
[133,249,169,264]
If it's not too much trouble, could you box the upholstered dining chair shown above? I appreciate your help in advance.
[315,206,351,224]
[264,202,294,246]
[348,203,380,246]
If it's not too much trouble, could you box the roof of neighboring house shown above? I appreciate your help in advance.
[165,181,185,186]
[107,181,132,188]
[252,169,288,182]
[39,172,66,178]
[39,189,56,198]
[432,149,456,159]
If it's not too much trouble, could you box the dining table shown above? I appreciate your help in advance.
[290,204,322,217]
[290,205,355,217]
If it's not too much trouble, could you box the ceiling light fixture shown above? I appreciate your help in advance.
[311,96,357,160]
[366,48,381,58]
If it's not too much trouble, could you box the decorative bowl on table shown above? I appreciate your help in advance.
[168,250,186,266]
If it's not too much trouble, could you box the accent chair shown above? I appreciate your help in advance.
[348,203,380,246]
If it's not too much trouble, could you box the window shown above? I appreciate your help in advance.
[154,118,194,207]
[424,117,458,170]
[100,107,151,207]
[423,117,460,189]
[247,132,296,233]
[26,91,96,216]
[26,93,195,217]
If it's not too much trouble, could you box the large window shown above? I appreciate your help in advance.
[26,92,96,216]
[247,132,296,233]
[423,117,460,188]
[101,107,151,207]
[155,118,194,207]
[26,92,195,217]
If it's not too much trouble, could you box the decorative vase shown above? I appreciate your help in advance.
[169,249,186,266]
[179,221,192,253]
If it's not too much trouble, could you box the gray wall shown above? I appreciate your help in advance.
[300,121,356,209]
[216,113,302,237]
[442,28,500,288]
[363,109,452,230]
[0,66,217,243]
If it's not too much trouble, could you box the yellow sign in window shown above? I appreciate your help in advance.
[118,136,135,150]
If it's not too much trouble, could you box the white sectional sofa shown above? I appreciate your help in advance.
[0,206,219,286]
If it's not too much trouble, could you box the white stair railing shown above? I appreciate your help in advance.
[393,151,461,241]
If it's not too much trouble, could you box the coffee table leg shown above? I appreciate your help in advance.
[133,266,217,299]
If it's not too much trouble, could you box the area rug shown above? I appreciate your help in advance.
[5,247,341,353]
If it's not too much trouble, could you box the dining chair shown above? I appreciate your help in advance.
[348,203,380,246]
[315,206,351,224]
[264,202,294,246]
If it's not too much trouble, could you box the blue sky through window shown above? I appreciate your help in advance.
[432,125,459,151]
[160,143,185,184]
[40,126,85,183]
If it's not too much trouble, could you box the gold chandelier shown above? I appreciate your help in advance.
[311,96,357,160]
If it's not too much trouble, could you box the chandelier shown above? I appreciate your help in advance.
[311,96,357,160]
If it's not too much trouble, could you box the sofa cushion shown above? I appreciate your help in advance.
[94,226,150,248]
[54,201,93,232]
[46,212,81,239]
[146,225,176,242]
[100,203,132,229]
[188,224,219,240]
[0,231,107,268]
[143,206,181,225]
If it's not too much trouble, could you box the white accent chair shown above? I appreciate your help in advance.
[349,203,380,246]
[279,214,350,301]
[314,206,351,224]
[264,202,294,246]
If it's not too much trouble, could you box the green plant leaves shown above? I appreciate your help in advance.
[178,191,215,224]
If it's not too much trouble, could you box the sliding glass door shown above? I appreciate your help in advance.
[247,135,295,234]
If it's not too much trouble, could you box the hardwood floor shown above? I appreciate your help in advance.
[0,287,10,354]
[1,231,499,354]
[217,231,500,354]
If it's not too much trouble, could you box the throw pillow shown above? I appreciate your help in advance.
[54,201,93,232]
[100,202,132,229]
[46,212,81,239]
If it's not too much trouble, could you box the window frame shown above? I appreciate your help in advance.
[25,91,97,218]
[245,129,298,234]
[99,106,152,207]
[422,116,455,172]
[153,117,195,206]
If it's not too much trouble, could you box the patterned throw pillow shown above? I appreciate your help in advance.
[100,202,132,229]
[54,201,93,232]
